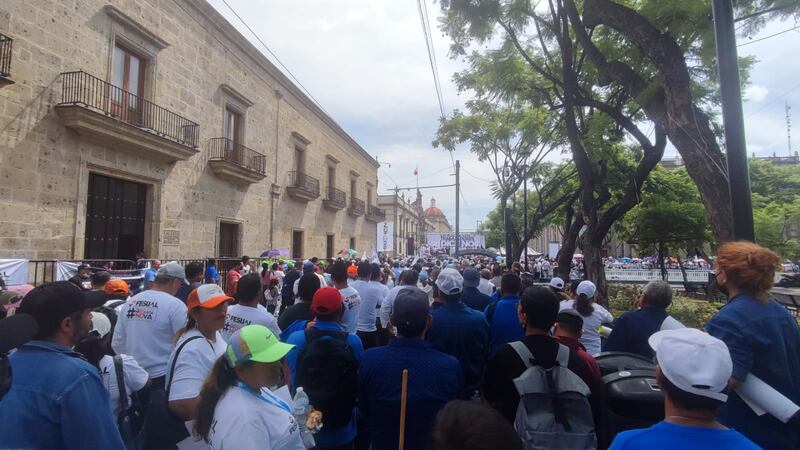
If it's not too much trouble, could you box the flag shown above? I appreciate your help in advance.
[413,165,418,176]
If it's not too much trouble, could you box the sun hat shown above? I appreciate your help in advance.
[435,268,464,295]
[89,311,112,338]
[226,324,295,367]
[311,287,343,316]
[103,279,130,296]
[187,284,233,309]
[576,280,596,298]
[550,277,565,290]
[649,328,732,402]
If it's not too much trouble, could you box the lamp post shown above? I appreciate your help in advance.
[523,166,529,272]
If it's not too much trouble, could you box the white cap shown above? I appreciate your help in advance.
[435,268,464,295]
[576,280,596,298]
[649,328,732,402]
[89,311,112,338]
[550,277,565,290]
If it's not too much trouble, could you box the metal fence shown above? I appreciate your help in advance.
[288,171,320,197]
[208,138,266,175]
[58,70,200,148]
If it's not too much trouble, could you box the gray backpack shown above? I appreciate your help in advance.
[510,341,597,450]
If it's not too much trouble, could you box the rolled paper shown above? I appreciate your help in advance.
[736,374,800,423]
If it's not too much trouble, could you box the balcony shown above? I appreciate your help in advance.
[286,171,320,201]
[366,204,385,222]
[55,70,199,161]
[208,138,267,184]
[348,197,365,217]
[0,33,12,86]
[323,186,347,210]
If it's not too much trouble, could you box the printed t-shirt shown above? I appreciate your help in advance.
[222,304,281,342]
[338,286,362,334]
[99,354,149,418]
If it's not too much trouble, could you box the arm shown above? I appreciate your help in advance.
[706,314,753,381]
[379,291,393,329]
[167,345,209,421]
[171,302,188,334]
[61,375,125,450]
[122,354,150,392]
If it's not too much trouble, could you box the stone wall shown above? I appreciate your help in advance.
[0,0,379,260]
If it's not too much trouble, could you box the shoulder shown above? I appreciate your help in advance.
[286,329,307,347]
[610,427,657,449]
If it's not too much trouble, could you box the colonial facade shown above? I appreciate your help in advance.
[0,1,380,261]
[423,198,451,233]
[377,191,434,257]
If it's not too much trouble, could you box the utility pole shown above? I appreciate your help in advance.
[455,160,460,258]
[712,0,754,241]
[523,167,528,272]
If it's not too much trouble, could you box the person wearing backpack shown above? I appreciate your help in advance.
[286,286,364,450]
[482,286,605,448]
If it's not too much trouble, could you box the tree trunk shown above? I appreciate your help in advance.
[676,254,690,290]
[503,196,513,269]
[658,242,668,281]
[557,206,584,281]
[582,235,608,303]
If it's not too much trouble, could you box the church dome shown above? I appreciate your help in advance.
[424,198,445,218]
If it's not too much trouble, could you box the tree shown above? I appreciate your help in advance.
[749,159,800,260]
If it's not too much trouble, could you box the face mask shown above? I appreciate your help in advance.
[712,273,730,297]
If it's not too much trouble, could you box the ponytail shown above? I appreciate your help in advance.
[575,293,594,317]
[195,357,240,442]
[175,310,197,341]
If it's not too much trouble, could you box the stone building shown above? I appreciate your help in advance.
[423,198,451,233]
[377,190,435,257]
[0,0,380,262]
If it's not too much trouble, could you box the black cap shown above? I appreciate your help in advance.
[17,282,106,337]
[393,288,429,328]
[0,313,38,354]
[462,267,480,288]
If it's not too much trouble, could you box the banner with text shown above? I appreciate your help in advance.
[426,233,486,253]
[0,259,29,286]
[377,221,394,252]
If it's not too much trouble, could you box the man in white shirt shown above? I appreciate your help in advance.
[222,273,280,341]
[112,262,187,390]
[329,260,361,334]
[379,269,418,329]
[351,261,386,349]
[478,269,495,296]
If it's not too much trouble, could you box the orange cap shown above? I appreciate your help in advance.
[103,279,130,295]
[347,264,358,277]
[188,284,233,309]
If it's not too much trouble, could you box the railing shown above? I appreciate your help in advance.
[209,138,266,175]
[0,33,11,78]
[58,70,200,148]
[368,204,385,219]
[605,269,710,283]
[349,197,365,214]
[325,186,347,205]
[288,171,320,196]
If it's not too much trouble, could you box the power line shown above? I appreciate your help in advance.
[416,0,446,119]
[219,0,330,116]
[737,25,800,47]
[461,166,494,183]
[754,81,800,113]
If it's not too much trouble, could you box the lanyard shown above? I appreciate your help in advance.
[235,381,292,414]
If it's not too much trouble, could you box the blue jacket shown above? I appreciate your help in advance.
[426,301,490,395]
[359,339,463,450]
[485,295,524,354]
[0,341,125,450]
[706,293,800,450]
[286,321,364,447]
[204,265,220,284]
[461,286,492,312]
[605,307,669,358]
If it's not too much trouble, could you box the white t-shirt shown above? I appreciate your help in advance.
[338,286,362,334]
[478,278,494,296]
[379,285,415,328]
[112,290,188,378]
[351,279,387,332]
[99,354,149,417]
[208,385,304,450]
[222,304,281,342]
[559,299,614,355]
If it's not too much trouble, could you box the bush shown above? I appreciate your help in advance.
[606,284,722,328]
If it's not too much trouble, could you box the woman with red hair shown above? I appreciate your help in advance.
[706,241,800,450]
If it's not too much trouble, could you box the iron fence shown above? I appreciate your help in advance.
[349,197,365,215]
[0,33,11,78]
[58,70,200,147]
[288,171,320,197]
[208,138,266,175]
[325,186,347,206]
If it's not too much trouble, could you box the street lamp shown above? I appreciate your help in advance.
[523,165,529,272]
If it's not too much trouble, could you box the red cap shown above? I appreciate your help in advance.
[311,287,343,316]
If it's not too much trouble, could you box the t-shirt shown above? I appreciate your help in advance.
[478,278,494,296]
[226,270,241,296]
[222,304,281,342]
[338,286,362,334]
[99,354,149,418]
[277,302,313,331]
[351,279,387,332]
[207,384,305,450]
[168,329,228,401]
[610,421,760,450]
[379,285,415,329]
[559,299,614,355]
[112,290,188,378]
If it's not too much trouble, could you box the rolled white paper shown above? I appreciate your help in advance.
[736,374,800,423]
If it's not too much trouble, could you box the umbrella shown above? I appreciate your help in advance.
[573,253,584,259]
[621,257,632,263]
[260,249,282,258]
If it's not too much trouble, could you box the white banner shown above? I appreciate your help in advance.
[426,232,486,252]
[377,221,394,252]
[548,242,561,260]
[55,261,80,282]
[0,259,28,286]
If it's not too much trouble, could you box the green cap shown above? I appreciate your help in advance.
[225,325,294,367]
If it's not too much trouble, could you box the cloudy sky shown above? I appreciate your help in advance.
[207,0,799,229]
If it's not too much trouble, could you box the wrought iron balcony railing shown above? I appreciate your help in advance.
[349,197,365,216]
[368,204,385,220]
[287,171,320,199]
[58,70,199,148]
[324,186,347,208]
[209,138,266,175]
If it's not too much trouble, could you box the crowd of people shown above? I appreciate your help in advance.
[0,241,799,449]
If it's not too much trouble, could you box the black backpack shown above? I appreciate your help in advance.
[295,328,358,427]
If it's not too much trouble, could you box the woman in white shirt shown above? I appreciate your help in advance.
[195,325,304,450]
[559,280,613,355]
[167,284,231,450]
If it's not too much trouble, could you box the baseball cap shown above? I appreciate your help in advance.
[576,280,596,298]
[187,284,233,309]
[17,281,107,333]
[89,311,112,338]
[435,268,463,295]
[347,264,358,277]
[103,279,130,296]
[419,271,429,282]
[393,288,429,328]
[157,262,186,279]
[226,324,295,367]
[77,264,90,271]
[649,328,732,402]
[550,277,565,290]
[311,287,343,316]
[462,267,480,288]
[303,261,315,272]
[556,308,584,328]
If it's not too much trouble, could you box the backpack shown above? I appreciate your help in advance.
[510,341,597,450]
[295,327,358,427]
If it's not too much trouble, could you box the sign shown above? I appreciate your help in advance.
[377,221,394,252]
[163,229,180,246]
[548,242,561,260]
[426,232,486,253]
[0,259,28,286]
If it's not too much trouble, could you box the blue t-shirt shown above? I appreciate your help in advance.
[610,421,759,450]
[485,295,524,354]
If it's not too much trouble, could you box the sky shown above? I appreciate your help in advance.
[206,0,799,230]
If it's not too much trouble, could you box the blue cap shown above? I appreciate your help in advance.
[303,261,314,272]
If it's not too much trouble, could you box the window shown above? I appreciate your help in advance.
[350,179,357,201]
[349,237,356,251]
[219,222,241,257]
[294,146,305,174]
[328,166,336,189]
[111,44,145,123]
[223,106,241,143]
[326,234,334,259]
[292,230,304,259]
[367,187,372,207]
